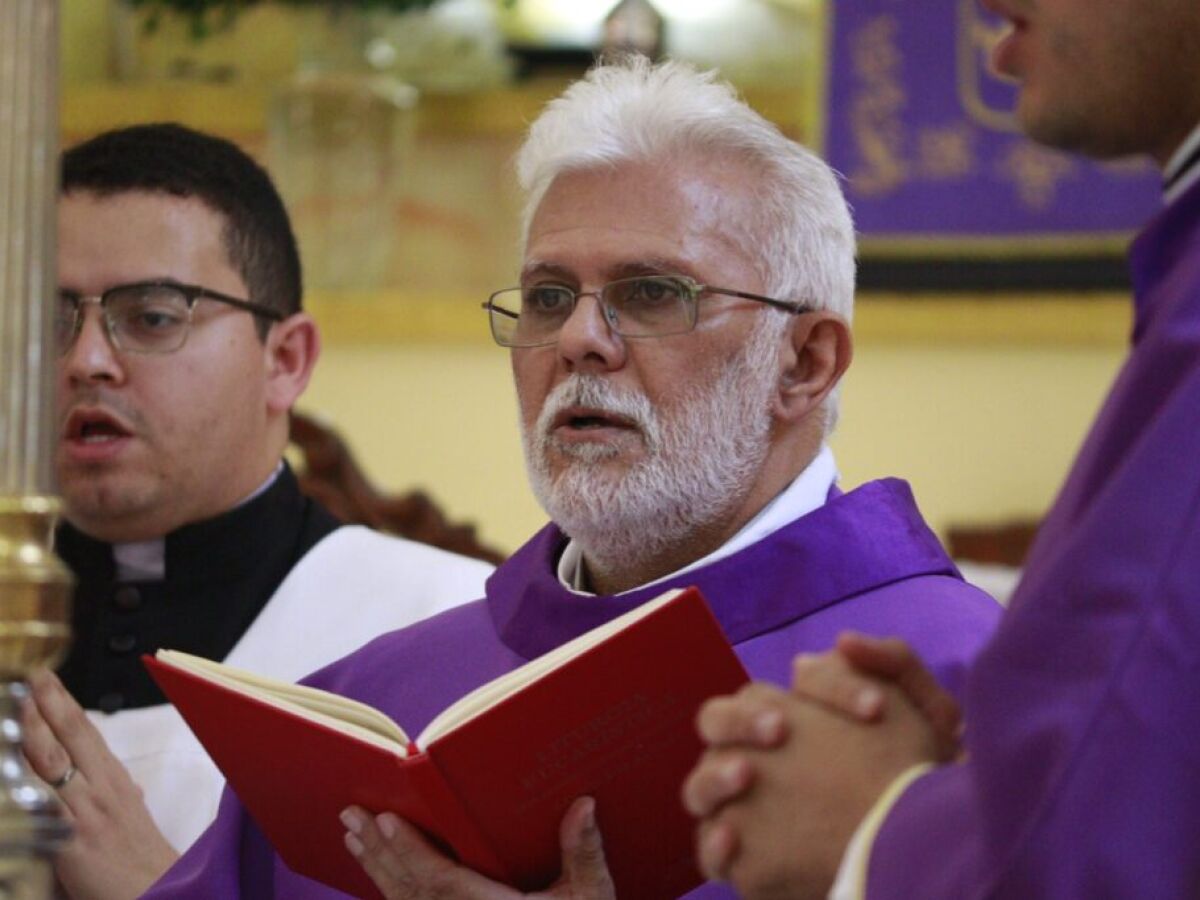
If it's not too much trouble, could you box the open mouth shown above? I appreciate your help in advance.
[65,409,133,445]
[567,415,622,430]
[552,406,640,433]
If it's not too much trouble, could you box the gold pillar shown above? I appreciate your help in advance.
[0,0,74,894]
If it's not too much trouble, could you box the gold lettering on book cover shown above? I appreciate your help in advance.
[513,691,691,816]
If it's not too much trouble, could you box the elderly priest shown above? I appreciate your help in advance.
[143,58,1001,900]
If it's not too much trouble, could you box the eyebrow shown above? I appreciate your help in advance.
[519,257,698,284]
[58,277,190,294]
[519,261,575,284]
[610,258,694,280]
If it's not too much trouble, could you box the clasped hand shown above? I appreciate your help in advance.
[682,633,962,900]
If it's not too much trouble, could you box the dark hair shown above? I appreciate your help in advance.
[61,123,302,337]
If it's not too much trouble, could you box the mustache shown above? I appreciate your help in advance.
[58,386,141,432]
[534,375,661,448]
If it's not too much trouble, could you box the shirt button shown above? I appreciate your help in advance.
[98,692,125,713]
[112,585,142,611]
[107,633,137,654]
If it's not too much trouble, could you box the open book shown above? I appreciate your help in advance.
[146,585,748,899]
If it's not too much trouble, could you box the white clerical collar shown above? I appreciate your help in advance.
[112,462,285,581]
[557,444,839,596]
[112,539,168,582]
[1163,120,1200,205]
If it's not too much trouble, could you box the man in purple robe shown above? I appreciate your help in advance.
[684,1,1200,897]
[140,57,1000,899]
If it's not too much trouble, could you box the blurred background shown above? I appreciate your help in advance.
[59,0,1144,562]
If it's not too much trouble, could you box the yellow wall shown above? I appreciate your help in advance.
[834,339,1121,541]
[299,342,541,552]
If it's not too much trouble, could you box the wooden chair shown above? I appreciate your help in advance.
[289,411,505,566]
[947,519,1040,568]
[947,518,1039,606]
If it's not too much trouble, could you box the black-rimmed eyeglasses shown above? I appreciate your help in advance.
[57,280,284,355]
[482,274,811,348]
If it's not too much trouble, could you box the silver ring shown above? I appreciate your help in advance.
[49,764,77,790]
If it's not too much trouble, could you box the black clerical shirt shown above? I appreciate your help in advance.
[55,464,341,712]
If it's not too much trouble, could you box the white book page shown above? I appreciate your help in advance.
[156,650,412,755]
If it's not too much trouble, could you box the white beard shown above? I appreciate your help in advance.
[522,316,783,575]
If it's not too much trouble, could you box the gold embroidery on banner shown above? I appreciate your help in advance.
[849,15,909,197]
[998,142,1076,209]
[957,0,1020,133]
[841,1,1154,236]
[917,123,977,180]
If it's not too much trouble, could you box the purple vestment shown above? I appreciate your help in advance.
[146,479,1000,898]
[865,182,1200,897]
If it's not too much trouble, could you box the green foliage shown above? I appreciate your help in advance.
[126,0,446,40]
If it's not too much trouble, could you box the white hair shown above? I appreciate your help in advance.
[516,55,856,322]
[514,55,857,430]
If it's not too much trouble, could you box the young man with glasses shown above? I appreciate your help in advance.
[28,124,492,899]
[141,59,1000,900]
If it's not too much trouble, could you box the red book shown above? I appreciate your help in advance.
[145,586,748,899]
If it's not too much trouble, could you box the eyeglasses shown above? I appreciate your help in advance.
[483,274,810,348]
[56,280,284,355]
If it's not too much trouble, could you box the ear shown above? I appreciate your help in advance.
[770,312,853,424]
[263,312,320,416]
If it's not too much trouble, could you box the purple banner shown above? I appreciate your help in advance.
[824,0,1160,242]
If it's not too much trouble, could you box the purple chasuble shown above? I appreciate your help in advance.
[145,479,999,899]
[866,181,1200,898]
